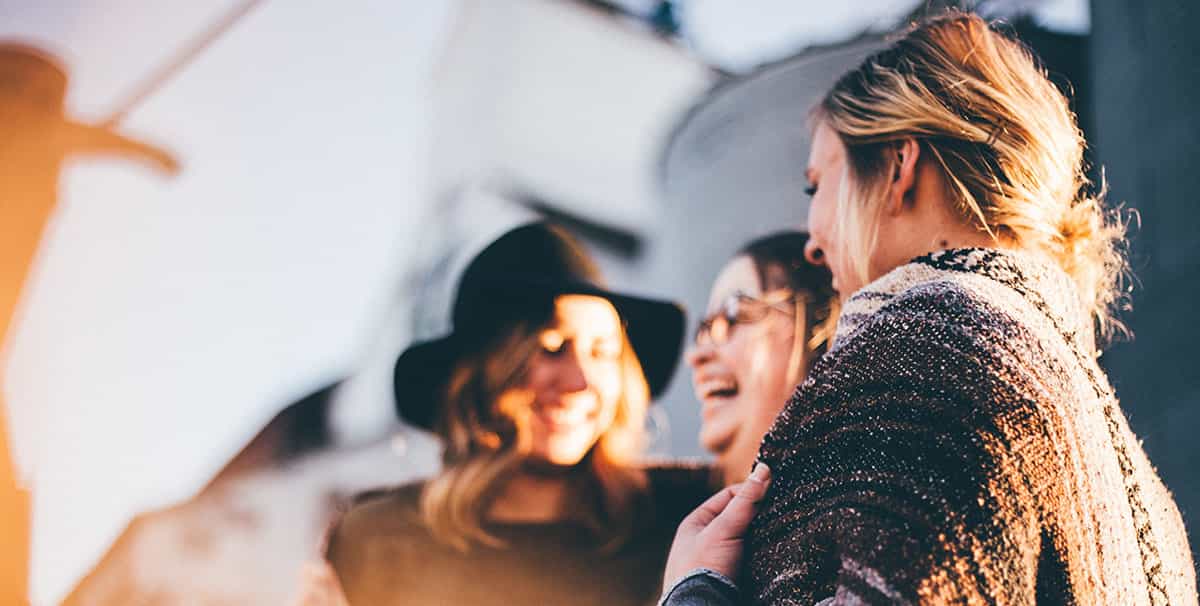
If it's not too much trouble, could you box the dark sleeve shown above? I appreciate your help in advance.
[660,569,741,606]
[748,305,1044,604]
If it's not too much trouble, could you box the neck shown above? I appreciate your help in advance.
[486,466,575,523]
[881,212,1011,279]
[919,229,1002,256]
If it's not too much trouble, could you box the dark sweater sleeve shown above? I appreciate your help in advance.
[660,569,741,606]
[748,304,1044,604]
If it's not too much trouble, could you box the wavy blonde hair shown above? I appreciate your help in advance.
[419,313,650,553]
[814,11,1129,344]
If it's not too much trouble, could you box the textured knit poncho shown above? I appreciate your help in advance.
[748,248,1196,605]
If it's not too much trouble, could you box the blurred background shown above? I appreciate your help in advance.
[0,0,1195,603]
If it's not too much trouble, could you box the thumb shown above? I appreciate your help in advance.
[680,483,739,531]
[707,463,770,538]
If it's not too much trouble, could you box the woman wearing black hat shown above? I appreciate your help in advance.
[305,222,714,605]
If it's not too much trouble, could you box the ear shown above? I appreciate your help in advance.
[886,138,921,215]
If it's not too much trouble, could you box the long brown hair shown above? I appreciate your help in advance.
[419,309,650,552]
[814,11,1129,344]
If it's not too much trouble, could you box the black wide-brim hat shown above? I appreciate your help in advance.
[394,222,685,431]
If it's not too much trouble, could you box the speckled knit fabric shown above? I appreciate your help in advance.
[749,248,1196,605]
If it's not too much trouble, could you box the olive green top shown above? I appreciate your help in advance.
[327,464,715,606]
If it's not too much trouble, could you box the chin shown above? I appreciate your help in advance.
[534,439,596,467]
[698,431,727,455]
[540,452,588,467]
[699,413,740,456]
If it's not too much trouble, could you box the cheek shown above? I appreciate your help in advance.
[742,328,798,403]
[522,357,550,392]
[733,336,785,396]
[808,193,835,244]
[583,363,624,423]
[496,388,535,426]
[719,339,751,381]
[589,363,622,399]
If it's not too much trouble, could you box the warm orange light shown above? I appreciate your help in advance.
[0,42,179,604]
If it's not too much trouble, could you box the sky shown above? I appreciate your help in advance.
[607,0,1089,72]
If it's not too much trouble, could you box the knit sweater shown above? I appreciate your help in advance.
[748,248,1196,605]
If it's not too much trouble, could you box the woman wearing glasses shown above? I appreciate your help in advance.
[687,232,837,486]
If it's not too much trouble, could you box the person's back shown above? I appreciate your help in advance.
[749,249,1195,604]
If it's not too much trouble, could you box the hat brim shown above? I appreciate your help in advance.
[393,283,684,430]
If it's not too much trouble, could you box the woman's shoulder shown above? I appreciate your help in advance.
[839,249,1080,355]
[352,478,425,506]
[327,480,430,559]
[831,272,1037,381]
[346,480,424,520]
[783,262,1058,451]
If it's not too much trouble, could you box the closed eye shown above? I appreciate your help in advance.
[803,184,817,196]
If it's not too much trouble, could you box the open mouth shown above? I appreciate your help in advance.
[699,378,739,401]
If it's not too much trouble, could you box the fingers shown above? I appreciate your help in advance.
[681,483,740,530]
[707,463,771,538]
[738,463,771,502]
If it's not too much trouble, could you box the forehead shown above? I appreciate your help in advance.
[552,294,620,334]
[808,120,845,171]
[707,256,761,311]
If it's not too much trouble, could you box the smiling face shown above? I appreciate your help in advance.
[500,294,626,467]
[686,256,800,484]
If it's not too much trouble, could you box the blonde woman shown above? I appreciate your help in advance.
[319,222,713,605]
[663,11,1195,605]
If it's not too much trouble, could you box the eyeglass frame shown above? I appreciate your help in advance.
[693,290,807,347]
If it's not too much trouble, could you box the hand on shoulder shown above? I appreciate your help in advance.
[661,463,771,593]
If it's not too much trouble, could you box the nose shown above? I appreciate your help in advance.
[804,239,826,267]
[557,348,590,394]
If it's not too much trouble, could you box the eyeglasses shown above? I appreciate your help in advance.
[694,291,801,346]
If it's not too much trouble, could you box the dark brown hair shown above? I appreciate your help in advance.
[739,231,839,367]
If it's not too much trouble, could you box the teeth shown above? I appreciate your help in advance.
[539,406,590,426]
[698,379,738,399]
